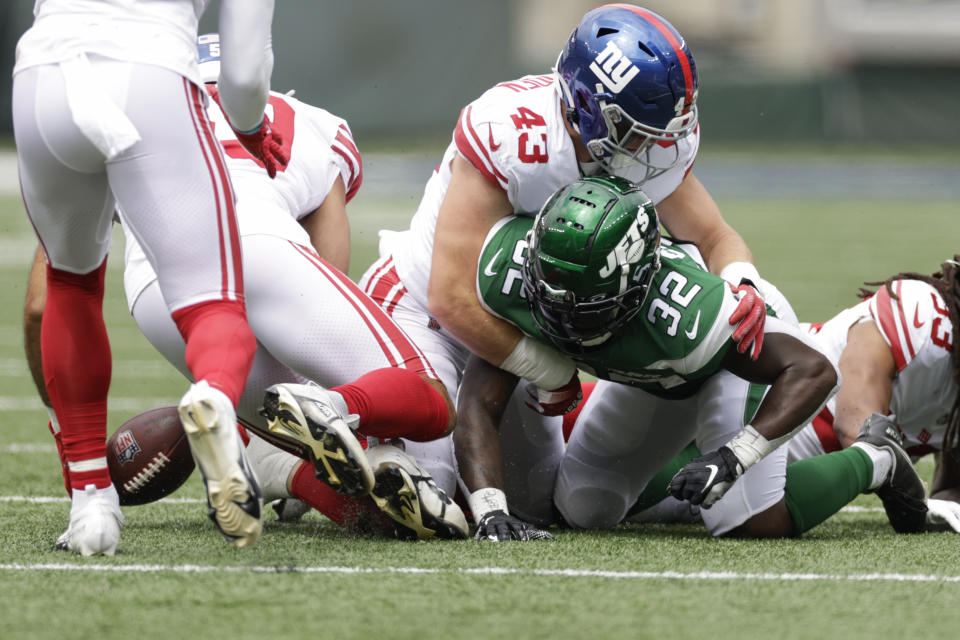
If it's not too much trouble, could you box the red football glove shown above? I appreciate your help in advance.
[727,282,765,361]
[206,86,289,178]
[524,373,582,416]
[231,119,288,178]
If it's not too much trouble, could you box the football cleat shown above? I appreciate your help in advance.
[856,413,928,533]
[179,381,262,548]
[259,382,374,497]
[55,483,124,556]
[366,442,468,540]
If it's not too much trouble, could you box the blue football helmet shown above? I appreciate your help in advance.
[197,33,220,84]
[555,4,699,178]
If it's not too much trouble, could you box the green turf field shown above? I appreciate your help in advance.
[1,156,959,640]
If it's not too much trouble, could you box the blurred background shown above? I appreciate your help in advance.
[2,0,960,148]
[0,0,957,324]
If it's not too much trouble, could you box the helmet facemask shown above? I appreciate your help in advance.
[588,91,698,178]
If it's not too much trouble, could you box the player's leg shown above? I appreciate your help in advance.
[495,387,565,527]
[693,372,796,537]
[242,239,465,536]
[22,245,75,495]
[554,380,699,528]
[107,61,259,547]
[358,253,467,496]
[13,64,125,556]
[247,238,452,442]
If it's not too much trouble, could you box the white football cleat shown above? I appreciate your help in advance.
[55,483,124,557]
[366,442,468,540]
[179,381,262,548]
[260,382,374,497]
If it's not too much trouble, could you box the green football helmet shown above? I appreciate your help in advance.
[521,175,661,350]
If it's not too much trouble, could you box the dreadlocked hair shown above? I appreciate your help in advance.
[857,255,960,457]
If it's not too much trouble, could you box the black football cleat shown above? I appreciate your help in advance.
[856,413,928,534]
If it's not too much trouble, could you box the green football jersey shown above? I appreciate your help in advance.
[477,216,743,399]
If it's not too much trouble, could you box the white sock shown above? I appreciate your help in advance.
[245,433,300,502]
[852,442,893,490]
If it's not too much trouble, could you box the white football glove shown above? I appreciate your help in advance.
[925,499,960,532]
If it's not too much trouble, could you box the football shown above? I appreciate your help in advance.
[107,406,196,506]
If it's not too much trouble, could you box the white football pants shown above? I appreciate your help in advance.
[14,57,242,310]
[129,234,438,451]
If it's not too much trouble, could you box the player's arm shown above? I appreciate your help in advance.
[925,453,960,532]
[216,0,288,177]
[428,155,521,363]
[216,0,275,132]
[670,326,839,506]
[657,174,766,359]
[724,331,839,444]
[24,245,50,408]
[831,321,895,448]
[299,176,350,274]
[428,156,578,411]
[931,452,960,502]
[455,353,553,541]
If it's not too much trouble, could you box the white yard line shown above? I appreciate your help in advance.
[0,396,178,411]
[0,495,203,504]
[0,492,885,514]
[0,562,955,583]
[0,358,177,378]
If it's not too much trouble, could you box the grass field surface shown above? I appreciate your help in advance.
[0,150,958,639]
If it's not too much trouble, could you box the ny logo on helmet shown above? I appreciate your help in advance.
[598,209,650,278]
[589,41,639,94]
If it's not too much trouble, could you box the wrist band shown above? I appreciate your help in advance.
[500,336,576,390]
[468,487,509,524]
[719,261,761,288]
[725,425,774,471]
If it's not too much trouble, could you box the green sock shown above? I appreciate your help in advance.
[784,447,873,535]
[627,441,701,517]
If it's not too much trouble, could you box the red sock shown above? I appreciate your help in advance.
[47,420,70,496]
[171,299,256,406]
[43,263,112,490]
[333,368,448,442]
[562,381,595,442]
[289,462,392,534]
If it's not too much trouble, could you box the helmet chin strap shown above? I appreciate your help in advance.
[581,332,613,348]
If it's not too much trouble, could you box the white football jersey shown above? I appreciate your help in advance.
[15,0,213,85]
[802,279,956,457]
[122,89,362,309]
[384,74,699,310]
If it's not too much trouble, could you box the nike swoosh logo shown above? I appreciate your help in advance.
[913,305,924,329]
[684,310,701,340]
[488,123,501,151]
[483,249,502,277]
[702,464,719,493]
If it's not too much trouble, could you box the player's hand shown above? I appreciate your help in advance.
[668,446,744,508]
[524,373,582,416]
[475,510,553,542]
[231,119,288,178]
[728,281,765,361]
[926,499,960,533]
[206,86,289,178]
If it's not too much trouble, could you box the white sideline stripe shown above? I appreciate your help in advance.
[0,397,178,411]
[0,358,177,379]
[0,494,886,514]
[2,443,56,453]
[0,563,957,583]
[0,496,204,504]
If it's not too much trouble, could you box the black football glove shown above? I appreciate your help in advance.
[668,446,744,507]
[475,510,553,542]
